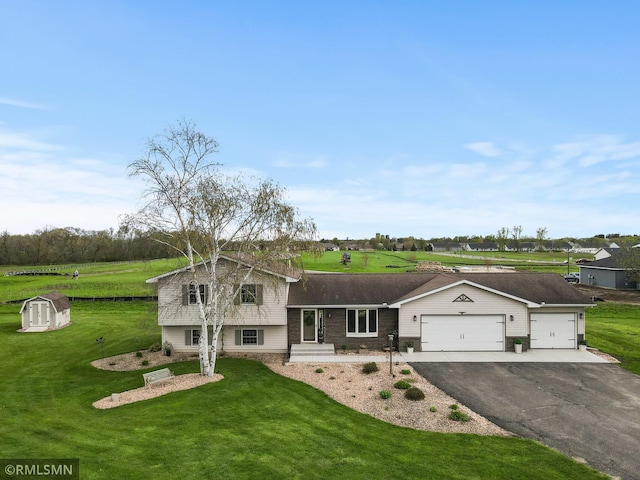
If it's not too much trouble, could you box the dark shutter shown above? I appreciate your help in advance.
[258,329,264,345]
[233,284,240,305]
[235,329,241,345]
[185,329,191,345]
[182,285,189,306]
[256,285,263,305]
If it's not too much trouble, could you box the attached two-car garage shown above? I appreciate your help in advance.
[420,312,578,351]
[421,315,505,352]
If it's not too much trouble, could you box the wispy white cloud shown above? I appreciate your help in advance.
[0,96,48,110]
[551,135,640,167]
[0,131,63,151]
[465,141,502,157]
[0,128,139,234]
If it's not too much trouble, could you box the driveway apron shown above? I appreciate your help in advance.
[411,362,640,480]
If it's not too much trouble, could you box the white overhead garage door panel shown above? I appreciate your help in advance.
[421,315,504,352]
[530,313,576,349]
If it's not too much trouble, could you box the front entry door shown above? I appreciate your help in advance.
[302,310,317,343]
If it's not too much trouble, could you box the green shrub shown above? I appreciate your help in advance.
[400,369,411,375]
[449,410,471,422]
[148,343,162,352]
[141,360,149,366]
[379,390,392,399]
[315,368,324,374]
[394,380,411,390]
[135,351,143,358]
[362,362,379,374]
[404,387,425,401]
[429,406,437,413]
[449,404,459,410]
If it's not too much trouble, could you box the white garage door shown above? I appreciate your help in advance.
[421,315,504,352]
[530,313,576,349]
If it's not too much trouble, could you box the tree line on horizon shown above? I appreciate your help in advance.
[1,225,638,267]
[0,226,175,266]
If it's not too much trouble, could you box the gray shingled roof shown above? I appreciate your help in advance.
[31,292,71,312]
[288,272,593,307]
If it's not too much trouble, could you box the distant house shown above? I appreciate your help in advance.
[579,251,637,289]
[148,261,593,354]
[20,292,71,332]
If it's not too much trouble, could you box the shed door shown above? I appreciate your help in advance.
[530,313,576,349]
[29,301,50,326]
[421,315,504,351]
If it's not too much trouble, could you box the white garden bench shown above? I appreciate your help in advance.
[142,368,174,388]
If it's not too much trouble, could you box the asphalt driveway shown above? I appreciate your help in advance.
[411,362,640,480]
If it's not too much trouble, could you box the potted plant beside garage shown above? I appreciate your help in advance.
[578,338,587,352]
[406,341,414,354]
[514,337,523,354]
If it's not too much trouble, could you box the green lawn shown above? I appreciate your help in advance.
[0,258,186,303]
[0,301,606,479]
[586,302,640,374]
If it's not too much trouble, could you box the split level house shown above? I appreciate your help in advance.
[147,256,594,355]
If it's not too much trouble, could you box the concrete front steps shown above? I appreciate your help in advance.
[289,343,335,362]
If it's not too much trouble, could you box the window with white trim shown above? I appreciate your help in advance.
[234,328,264,346]
[241,284,257,304]
[346,309,378,337]
[242,329,258,345]
[185,328,201,346]
[188,284,206,305]
[185,327,213,346]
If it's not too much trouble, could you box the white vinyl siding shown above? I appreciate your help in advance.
[162,325,288,353]
[398,284,527,339]
[156,269,290,326]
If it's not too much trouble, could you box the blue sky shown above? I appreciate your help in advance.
[2,1,639,240]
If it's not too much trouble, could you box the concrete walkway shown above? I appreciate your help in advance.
[288,349,610,363]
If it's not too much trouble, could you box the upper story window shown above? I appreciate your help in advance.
[241,284,258,304]
[346,309,377,337]
[189,284,206,305]
[234,284,263,305]
[182,284,207,305]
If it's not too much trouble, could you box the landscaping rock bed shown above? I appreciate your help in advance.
[92,350,509,435]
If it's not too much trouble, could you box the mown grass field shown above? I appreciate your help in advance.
[0,254,629,479]
[0,300,606,479]
[586,302,640,374]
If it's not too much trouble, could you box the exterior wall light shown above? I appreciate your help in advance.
[413,315,417,322]
[510,315,514,322]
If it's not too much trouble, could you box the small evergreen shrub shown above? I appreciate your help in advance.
[362,362,379,374]
[148,343,162,352]
[429,406,437,413]
[141,360,149,366]
[315,368,324,373]
[400,369,411,375]
[394,380,411,390]
[379,390,392,399]
[135,351,143,358]
[449,410,471,422]
[449,404,459,410]
[404,387,425,401]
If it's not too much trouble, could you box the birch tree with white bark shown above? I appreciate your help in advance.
[125,120,316,376]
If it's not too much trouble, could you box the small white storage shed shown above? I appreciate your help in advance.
[20,292,71,332]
